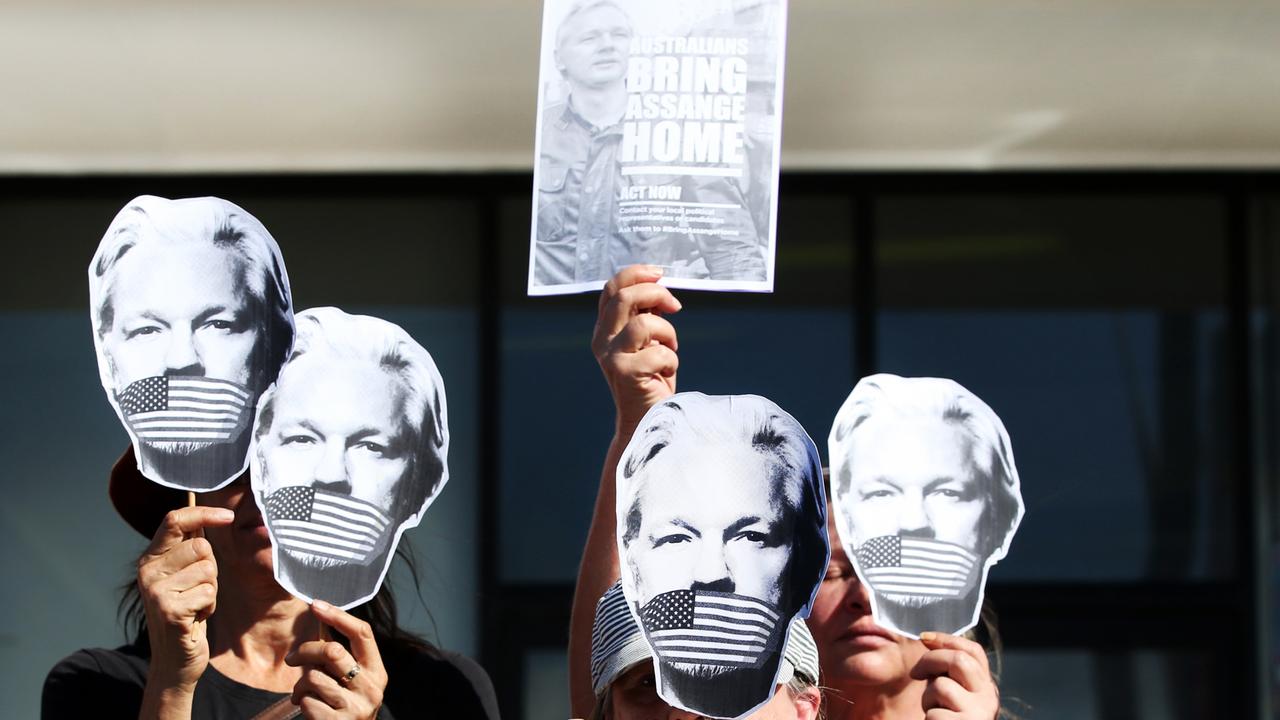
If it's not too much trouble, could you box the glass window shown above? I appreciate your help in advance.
[1250,193,1280,717]
[999,649,1214,719]
[875,193,1233,581]
[521,648,570,720]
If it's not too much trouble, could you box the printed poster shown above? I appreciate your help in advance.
[529,0,788,295]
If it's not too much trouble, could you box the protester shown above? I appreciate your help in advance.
[809,499,1001,720]
[42,450,498,719]
[570,265,1001,719]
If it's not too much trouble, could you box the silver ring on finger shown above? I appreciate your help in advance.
[340,663,361,684]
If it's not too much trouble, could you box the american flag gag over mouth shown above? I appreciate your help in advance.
[639,589,782,668]
[265,486,394,565]
[855,535,978,599]
[117,375,251,443]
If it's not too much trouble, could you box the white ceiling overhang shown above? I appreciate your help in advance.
[4,0,1279,172]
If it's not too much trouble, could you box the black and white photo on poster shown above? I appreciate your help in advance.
[828,374,1025,639]
[616,392,828,719]
[528,0,787,295]
[249,308,450,610]
[88,195,294,492]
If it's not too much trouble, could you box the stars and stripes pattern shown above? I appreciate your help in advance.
[639,589,781,667]
[590,582,649,692]
[855,535,978,598]
[265,486,392,564]
[117,375,250,443]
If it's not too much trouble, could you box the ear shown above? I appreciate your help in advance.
[791,685,822,720]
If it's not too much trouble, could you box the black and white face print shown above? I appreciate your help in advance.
[88,195,294,492]
[250,307,450,610]
[828,374,1025,639]
[616,392,829,719]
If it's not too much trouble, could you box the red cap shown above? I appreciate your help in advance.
[108,446,187,538]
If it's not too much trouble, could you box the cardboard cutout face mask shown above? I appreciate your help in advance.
[250,307,450,610]
[88,195,294,492]
[616,392,829,720]
[828,373,1025,639]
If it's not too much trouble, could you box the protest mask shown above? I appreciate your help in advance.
[89,195,294,492]
[617,392,829,719]
[828,373,1024,639]
[250,307,449,610]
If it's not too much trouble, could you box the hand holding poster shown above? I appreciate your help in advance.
[88,196,294,492]
[250,307,450,609]
[616,392,828,719]
[529,0,787,295]
[827,374,1025,639]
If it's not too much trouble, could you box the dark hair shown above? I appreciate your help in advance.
[119,542,437,657]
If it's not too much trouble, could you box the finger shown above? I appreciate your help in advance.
[291,668,348,710]
[595,284,682,348]
[598,265,666,315]
[910,649,989,693]
[143,537,217,579]
[613,344,679,382]
[153,557,218,594]
[147,581,216,628]
[144,507,234,558]
[920,675,967,711]
[285,639,369,690]
[920,632,992,674]
[297,694,338,720]
[610,313,678,354]
[285,640,349,671]
[174,582,218,623]
[312,601,385,675]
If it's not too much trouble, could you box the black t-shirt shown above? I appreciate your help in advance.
[42,639,500,719]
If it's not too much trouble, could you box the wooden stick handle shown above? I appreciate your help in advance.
[185,491,206,639]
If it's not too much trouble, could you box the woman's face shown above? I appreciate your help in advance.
[202,474,276,582]
[805,514,926,688]
[607,663,819,719]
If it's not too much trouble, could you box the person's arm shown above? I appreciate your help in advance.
[568,266,682,718]
[137,506,235,720]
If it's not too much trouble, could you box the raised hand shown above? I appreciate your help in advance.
[591,265,683,432]
[912,631,1000,720]
[137,506,234,711]
[287,601,389,720]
